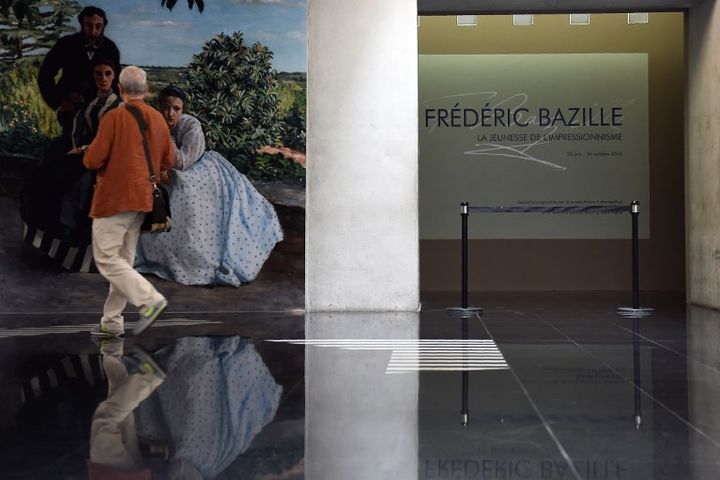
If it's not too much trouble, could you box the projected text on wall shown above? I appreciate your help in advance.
[419,53,649,239]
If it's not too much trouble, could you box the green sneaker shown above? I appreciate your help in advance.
[90,324,124,338]
[128,345,166,379]
[91,336,125,356]
[133,298,168,335]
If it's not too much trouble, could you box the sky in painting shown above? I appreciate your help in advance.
[81,0,306,71]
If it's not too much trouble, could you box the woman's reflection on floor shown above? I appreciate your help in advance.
[89,336,283,479]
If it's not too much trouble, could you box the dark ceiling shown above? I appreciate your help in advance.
[418,0,700,14]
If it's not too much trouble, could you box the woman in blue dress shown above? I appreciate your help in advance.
[134,336,282,479]
[134,86,284,286]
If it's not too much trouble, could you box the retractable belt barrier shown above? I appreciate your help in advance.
[446,200,654,319]
[468,205,630,214]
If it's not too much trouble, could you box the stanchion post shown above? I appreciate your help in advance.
[446,203,483,319]
[461,317,469,426]
[631,201,640,309]
[461,202,469,309]
[617,200,653,318]
[633,317,642,429]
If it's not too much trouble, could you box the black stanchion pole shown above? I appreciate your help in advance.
[461,317,469,426]
[618,201,653,318]
[631,201,640,310]
[446,203,483,319]
[462,202,469,309]
[633,317,642,429]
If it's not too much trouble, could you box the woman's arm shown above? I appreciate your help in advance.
[83,113,115,171]
[173,115,206,171]
[257,145,306,166]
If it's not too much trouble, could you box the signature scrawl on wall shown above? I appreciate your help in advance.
[464,134,567,171]
[423,91,568,171]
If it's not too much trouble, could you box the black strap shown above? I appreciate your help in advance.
[125,104,157,183]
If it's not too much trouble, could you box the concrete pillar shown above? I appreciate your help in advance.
[687,305,720,479]
[687,0,720,308]
[306,0,419,311]
[305,313,419,479]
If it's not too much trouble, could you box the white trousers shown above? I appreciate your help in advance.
[92,212,165,332]
[89,352,164,469]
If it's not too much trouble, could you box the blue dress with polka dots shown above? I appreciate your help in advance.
[134,114,283,286]
[134,336,283,478]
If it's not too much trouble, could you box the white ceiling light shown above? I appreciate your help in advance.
[628,12,649,24]
[456,15,477,26]
[513,14,534,26]
[569,13,591,25]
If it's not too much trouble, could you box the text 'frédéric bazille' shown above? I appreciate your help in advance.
[424,105,623,129]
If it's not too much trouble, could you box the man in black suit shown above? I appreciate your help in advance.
[37,6,121,138]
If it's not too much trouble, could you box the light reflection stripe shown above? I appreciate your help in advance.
[387,370,507,373]
[269,338,510,374]
[390,358,507,362]
[0,319,221,339]
[392,363,506,367]
[272,340,496,343]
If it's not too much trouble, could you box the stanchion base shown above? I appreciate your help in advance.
[617,307,654,318]
[446,307,484,319]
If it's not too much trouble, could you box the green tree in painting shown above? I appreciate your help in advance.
[183,32,283,172]
[280,85,306,152]
[0,1,77,149]
[0,60,59,152]
[0,0,81,70]
[161,0,204,12]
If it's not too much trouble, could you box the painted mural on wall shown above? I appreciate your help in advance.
[419,53,649,239]
[0,0,306,283]
[0,0,306,182]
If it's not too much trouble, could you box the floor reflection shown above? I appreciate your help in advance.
[0,330,301,480]
[90,337,283,479]
[89,341,164,478]
[3,297,720,479]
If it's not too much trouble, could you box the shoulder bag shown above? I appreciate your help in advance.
[125,104,172,233]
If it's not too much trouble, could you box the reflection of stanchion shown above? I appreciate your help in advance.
[461,317,469,427]
[618,201,654,318]
[447,202,484,319]
[633,317,642,429]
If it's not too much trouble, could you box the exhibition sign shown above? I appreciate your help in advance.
[419,53,649,239]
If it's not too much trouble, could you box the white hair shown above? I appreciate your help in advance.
[119,66,147,95]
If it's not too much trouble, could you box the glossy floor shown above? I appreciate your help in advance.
[1,293,718,480]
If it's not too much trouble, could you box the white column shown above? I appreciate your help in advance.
[305,312,419,480]
[687,0,720,308]
[306,0,419,311]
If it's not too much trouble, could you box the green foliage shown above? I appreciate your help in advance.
[276,82,299,119]
[183,32,287,177]
[282,87,306,152]
[0,0,81,71]
[0,59,57,155]
[0,117,51,157]
[277,81,306,152]
[234,152,305,184]
[145,66,185,93]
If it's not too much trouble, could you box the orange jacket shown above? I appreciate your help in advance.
[84,99,174,218]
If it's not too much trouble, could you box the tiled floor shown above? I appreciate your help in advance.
[1,293,718,479]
